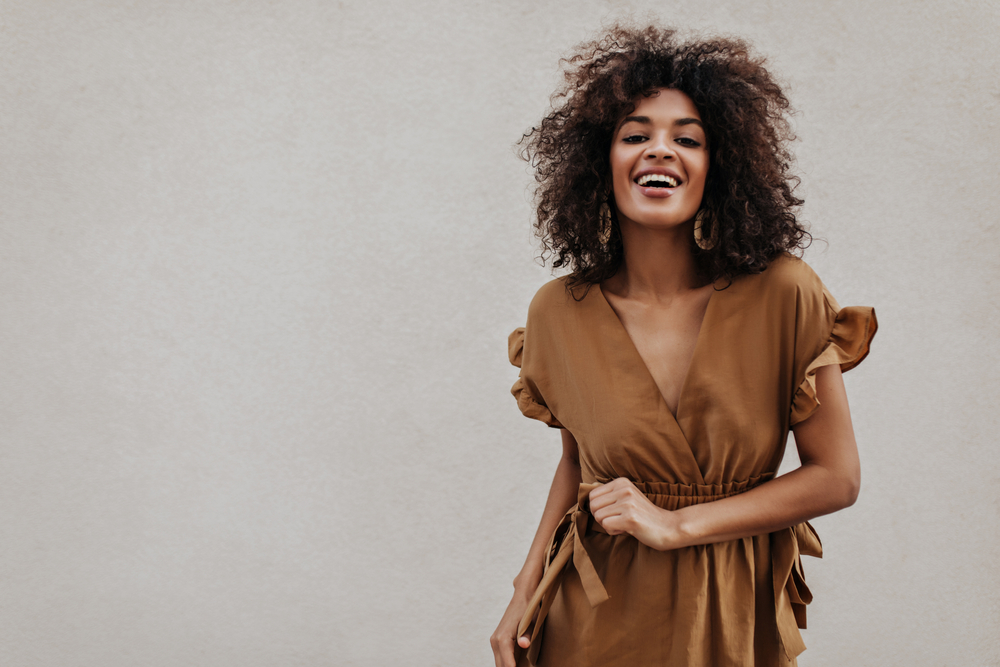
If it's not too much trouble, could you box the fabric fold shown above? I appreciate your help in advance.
[771,521,824,659]
[508,327,526,368]
[791,306,878,425]
[517,483,608,664]
[509,327,563,428]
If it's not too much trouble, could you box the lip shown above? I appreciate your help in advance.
[632,167,683,198]
[634,184,676,198]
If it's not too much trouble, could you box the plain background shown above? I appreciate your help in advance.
[1,1,998,665]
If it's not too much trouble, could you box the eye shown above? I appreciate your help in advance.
[622,134,647,144]
[676,137,702,147]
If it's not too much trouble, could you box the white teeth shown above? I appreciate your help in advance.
[637,174,679,187]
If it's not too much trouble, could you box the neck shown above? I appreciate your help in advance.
[608,218,706,301]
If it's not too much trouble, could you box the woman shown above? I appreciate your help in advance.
[490,26,877,667]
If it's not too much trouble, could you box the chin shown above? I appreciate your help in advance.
[622,210,696,230]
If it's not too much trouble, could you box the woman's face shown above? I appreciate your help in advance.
[609,88,709,234]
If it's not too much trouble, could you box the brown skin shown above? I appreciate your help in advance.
[603,89,713,417]
[520,25,810,290]
[491,87,862,667]
[610,89,710,251]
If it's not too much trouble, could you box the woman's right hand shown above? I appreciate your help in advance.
[492,430,579,666]
[490,588,533,667]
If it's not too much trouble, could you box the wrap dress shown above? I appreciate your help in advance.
[507,253,877,667]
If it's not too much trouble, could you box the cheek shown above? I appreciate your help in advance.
[699,154,710,181]
[610,158,632,198]
[690,157,709,192]
[609,152,627,184]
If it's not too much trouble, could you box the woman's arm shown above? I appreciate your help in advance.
[490,430,582,667]
[589,364,861,550]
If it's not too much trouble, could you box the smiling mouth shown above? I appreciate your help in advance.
[635,174,680,188]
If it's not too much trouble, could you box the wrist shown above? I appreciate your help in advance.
[512,567,543,594]
[672,506,702,548]
[655,506,700,550]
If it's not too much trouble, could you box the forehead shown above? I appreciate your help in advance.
[624,88,701,122]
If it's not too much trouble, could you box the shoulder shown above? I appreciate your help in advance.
[520,275,598,352]
[526,275,579,319]
[726,253,839,319]
[750,252,824,295]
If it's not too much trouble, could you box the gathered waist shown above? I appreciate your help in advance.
[586,472,774,511]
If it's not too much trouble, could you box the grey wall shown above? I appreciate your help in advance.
[1,1,997,665]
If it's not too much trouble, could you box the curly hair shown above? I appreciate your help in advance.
[520,25,811,289]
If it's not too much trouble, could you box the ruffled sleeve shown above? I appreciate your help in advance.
[789,286,878,426]
[508,327,563,428]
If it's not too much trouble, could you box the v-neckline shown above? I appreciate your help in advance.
[595,279,720,424]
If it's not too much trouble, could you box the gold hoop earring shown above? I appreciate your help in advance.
[693,209,718,251]
[598,201,613,245]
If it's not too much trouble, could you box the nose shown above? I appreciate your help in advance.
[644,134,675,160]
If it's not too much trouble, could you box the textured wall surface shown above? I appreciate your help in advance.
[1,1,998,665]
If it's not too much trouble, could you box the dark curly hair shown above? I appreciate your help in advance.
[520,25,810,289]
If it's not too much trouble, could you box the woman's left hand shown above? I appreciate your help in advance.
[589,478,685,551]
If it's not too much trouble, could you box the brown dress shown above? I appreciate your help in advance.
[508,254,877,667]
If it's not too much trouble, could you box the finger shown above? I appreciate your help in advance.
[592,501,611,518]
[601,514,629,535]
[518,632,531,649]
[595,510,624,535]
[590,477,635,503]
[498,638,517,667]
[590,478,626,497]
[491,634,506,667]
[592,488,629,514]
[592,504,625,529]
[604,477,632,491]
[589,486,624,510]
[588,484,610,506]
[588,491,611,512]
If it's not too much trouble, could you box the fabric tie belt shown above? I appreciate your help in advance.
[516,474,824,662]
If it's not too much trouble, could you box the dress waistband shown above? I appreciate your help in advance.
[589,473,774,511]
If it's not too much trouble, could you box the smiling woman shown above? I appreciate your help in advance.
[491,25,878,667]
[605,90,713,418]
[611,90,710,238]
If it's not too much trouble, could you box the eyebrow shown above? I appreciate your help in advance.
[619,116,704,129]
